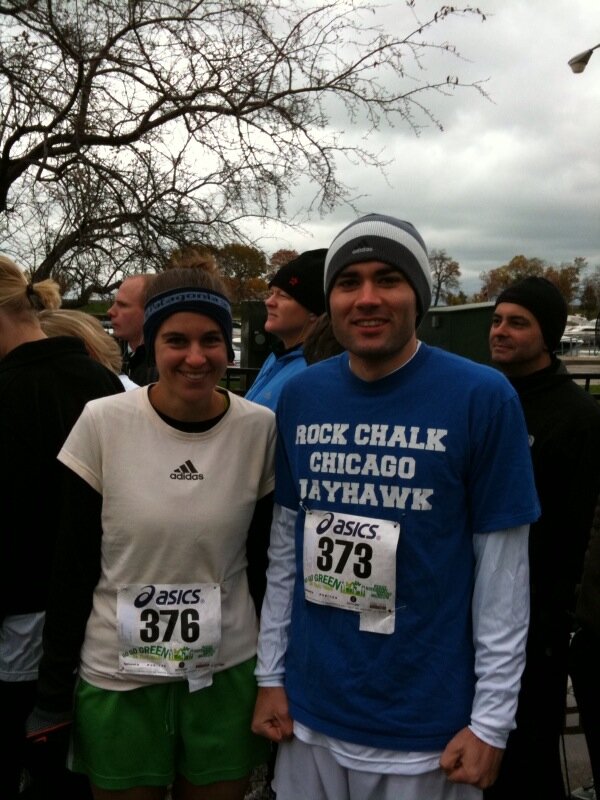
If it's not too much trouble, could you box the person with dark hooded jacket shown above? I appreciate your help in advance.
[0,255,123,799]
[570,491,600,794]
[487,276,600,800]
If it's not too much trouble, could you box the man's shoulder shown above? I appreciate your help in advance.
[421,344,513,392]
[83,385,141,416]
[285,352,341,386]
[536,370,600,418]
[125,344,157,385]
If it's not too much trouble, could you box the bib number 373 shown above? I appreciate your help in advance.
[303,510,399,614]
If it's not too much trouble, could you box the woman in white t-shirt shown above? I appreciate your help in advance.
[28,266,276,800]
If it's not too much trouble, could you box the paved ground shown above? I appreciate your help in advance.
[555,354,597,798]
[564,679,595,798]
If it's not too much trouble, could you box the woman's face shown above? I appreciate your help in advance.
[151,312,229,420]
[264,287,313,349]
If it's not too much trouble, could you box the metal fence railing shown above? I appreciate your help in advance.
[223,367,599,399]
[569,372,600,398]
[222,367,260,396]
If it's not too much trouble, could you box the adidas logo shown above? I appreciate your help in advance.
[170,460,204,481]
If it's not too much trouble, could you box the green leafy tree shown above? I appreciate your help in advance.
[445,290,468,306]
[479,256,546,300]
[544,264,581,307]
[580,265,600,316]
[479,255,587,310]
[268,249,299,280]
[217,244,268,304]
[580,282,598,317]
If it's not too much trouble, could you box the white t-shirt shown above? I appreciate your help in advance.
[58,387,275,691]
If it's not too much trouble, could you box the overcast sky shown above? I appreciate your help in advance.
[242,0,600,295]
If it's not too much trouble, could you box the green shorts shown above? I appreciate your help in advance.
[71,658,270,790]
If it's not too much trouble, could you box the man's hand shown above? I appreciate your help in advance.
[251,686,294,743]
[440,727,504,789]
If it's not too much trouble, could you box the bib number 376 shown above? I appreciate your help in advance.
[117,583,221,677]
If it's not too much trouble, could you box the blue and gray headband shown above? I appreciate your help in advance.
[143,287,235,362]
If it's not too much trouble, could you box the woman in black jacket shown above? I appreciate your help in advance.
[0,255,123,799]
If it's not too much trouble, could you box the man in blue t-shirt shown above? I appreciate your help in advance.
[252,213,540,800]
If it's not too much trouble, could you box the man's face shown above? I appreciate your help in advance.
[107,277,145,348]
[489,302,550,377]
[329,260,418,380]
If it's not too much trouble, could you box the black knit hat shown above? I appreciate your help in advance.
[324,213,432,323]
[269,249,327,316]
[495,277,568,353]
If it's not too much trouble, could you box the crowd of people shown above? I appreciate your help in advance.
[0,216,598,800]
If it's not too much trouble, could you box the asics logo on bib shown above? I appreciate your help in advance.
[315,512,378,540]
[134,585,202,608]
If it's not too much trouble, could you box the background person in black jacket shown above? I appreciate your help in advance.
[487,277,600,800]
[0,255,123,799]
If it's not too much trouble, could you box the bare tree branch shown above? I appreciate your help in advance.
[0,0,488,298]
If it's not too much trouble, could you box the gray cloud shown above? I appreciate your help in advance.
[243,0,600,295]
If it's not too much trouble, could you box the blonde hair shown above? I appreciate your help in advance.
[0,255,61,314]
[38,309,123,374]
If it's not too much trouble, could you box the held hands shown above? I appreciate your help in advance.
[440,727,504,789]
[251,686,294,743]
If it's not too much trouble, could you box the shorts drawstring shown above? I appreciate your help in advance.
[165,683,176,736]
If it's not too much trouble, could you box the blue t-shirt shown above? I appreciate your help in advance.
[275,344,539,751]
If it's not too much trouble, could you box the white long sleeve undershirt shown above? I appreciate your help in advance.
[255,504,529,771]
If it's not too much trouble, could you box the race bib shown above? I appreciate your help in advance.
[303,510,400,614]
[117,583,221,679]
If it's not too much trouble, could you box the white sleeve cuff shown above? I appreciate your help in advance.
[254,504,297,682]
[471,525,530,747]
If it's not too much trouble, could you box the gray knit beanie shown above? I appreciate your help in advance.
[324,213,432,322]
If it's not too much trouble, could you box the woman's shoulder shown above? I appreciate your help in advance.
[84,384,146,417]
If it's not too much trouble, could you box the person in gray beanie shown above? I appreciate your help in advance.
[324,213,433,324]
[252,213,540,800]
